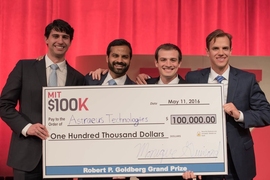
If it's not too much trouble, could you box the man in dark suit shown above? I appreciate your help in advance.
[138,44,200,180]
[85,39,135,86]
[185,29,270,180]
[0,19,85,180]
[82,39,134,180]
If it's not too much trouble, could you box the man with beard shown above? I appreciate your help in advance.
[82,39,134,180]
[85,39,135,86]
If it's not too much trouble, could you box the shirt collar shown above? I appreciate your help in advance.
[209,66,230,83]
[158,76,179,84]
[45,55,66,71]
[105,72,127,85]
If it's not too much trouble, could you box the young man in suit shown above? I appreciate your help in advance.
[82,39,134,180]
[0,19,85,180]
[185,29,270,180]
[85,38,135,86]
[137,44,202,180]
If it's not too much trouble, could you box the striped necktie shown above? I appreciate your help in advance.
[216,75,225,83]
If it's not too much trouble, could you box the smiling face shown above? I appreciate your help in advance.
[45,29,71,63]
[207,36,232,74]
[106,45,131,78]
[155,49,181,84]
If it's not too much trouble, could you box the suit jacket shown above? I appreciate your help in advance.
[0,57,85,171]
[146,75,186,84]
[85,72,135,85]
[185,66,270,180]
[82,72,133,180]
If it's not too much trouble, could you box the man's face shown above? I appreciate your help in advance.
[45,29,71,61]
[107,45,131,78]
[155,49,181,83]
[207,36,231,74]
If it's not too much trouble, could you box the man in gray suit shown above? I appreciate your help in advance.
[0,19,84,180]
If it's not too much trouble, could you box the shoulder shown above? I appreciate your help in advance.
[187,68,209,75]
[66,63,84,77]
[85,73,95,81]
[185,68,209,78]
[11,59,42,71]
[230,66,256,79]
[16,59,39,65]
[85,73,107,85]
[146,77,159,84]
[125,76,136,84]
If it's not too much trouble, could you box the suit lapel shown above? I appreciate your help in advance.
[65,62,74,86]
[35,58,47,87]
[227,67,238,103]
[200,68,210,83]
[100,73,108,85]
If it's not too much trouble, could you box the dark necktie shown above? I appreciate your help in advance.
[48,64,59,86]
[216,75,225,83]
[108,79,117,85]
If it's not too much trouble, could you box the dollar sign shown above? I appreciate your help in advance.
[48,99,55,111]
[166,117,168,121]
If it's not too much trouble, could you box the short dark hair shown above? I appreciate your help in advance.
[206,29,232,50]
[44,19,74,41]
[155,43,182,62]
[106,39,132,59]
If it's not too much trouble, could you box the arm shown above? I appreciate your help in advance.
[234,74,270,128]
[0,61,49,139]
[0,61,29,134]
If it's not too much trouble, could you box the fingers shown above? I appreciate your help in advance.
[223,102,240,119]
[27,123,49,140]
[89,68,108,80]
[35,55,44,61]
[102,69,109,75]
[112,177,126,179]
[136,74,150,85]
[182,171,197,180]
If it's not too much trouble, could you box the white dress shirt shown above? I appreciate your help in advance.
[208,66,243,122]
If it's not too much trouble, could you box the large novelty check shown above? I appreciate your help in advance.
[42,84,227,178]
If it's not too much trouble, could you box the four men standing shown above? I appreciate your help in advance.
[0,19,270,180]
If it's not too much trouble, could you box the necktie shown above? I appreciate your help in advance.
[48,64,59,86]
[216,75,225,83]
[108,79,117,85]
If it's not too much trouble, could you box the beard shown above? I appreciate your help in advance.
[108,61,130,77]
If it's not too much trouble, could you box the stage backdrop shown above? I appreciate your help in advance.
[0,0,270,179]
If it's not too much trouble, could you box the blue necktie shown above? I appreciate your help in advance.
[216,75,225,83]
[108,79,117,85]
[48,64,59,86]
